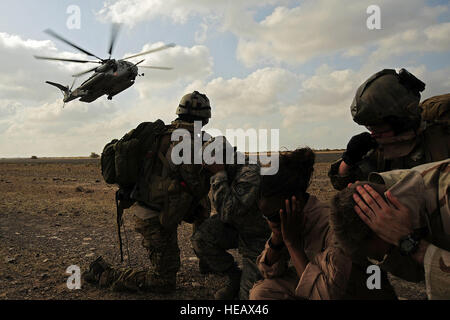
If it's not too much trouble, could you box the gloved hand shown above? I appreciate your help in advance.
[342,132,377,166]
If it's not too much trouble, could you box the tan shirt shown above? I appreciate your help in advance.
[256,195,353,299]
[370,159,450,299]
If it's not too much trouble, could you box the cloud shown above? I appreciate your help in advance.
[97,0,283,26]
[369,22,450,63]
[184,67,299,120]
[232,0,447,66]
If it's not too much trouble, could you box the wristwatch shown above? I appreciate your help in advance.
[398,232,421,256]
[268,237,285,251]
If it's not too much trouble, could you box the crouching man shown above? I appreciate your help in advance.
[330,159,450,299]
[249,149,397,300]
[191,137,271,300]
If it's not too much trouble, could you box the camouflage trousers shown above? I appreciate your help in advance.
[191,215,268,300]
[99,215,180,292]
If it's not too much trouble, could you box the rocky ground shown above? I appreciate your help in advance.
[0,153,426,300]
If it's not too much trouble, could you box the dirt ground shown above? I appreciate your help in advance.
[0,153,427,300]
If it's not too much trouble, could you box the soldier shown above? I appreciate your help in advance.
[329,69,450,191]
[191,137,271,300]
[83,91,212,293]
[330,159,450,299]
[249,149,397,300]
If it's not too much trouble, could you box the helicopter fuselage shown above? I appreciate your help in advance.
[65,59,138,103]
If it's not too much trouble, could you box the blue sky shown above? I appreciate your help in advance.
[0,0,449,157]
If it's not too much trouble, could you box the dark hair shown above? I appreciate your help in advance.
[260,147,315,198]
[329,182,386,254]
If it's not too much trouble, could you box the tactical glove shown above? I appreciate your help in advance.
[342,132,377,166]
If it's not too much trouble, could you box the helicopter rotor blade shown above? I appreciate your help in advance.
[108,23,121,58]
[133,59,145,67]
[139,66,173,70]
[70,78,77,90]
[34,55,101,64]
[72,65,99,78]
[44,29,104,61]
[123,43,175,60]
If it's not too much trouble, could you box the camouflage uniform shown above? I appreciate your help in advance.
[191,163,271,300]
[329,70,449,190]
[91,91,212,293]
[368,159,450,299]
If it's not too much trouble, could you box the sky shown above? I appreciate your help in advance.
[0,0,449,157]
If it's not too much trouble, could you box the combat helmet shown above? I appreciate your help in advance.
[350,69,426,133]
[176,91,211,123]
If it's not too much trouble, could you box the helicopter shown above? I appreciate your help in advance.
[34,25,175,105]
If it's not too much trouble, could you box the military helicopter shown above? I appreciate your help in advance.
[34,25,175,105]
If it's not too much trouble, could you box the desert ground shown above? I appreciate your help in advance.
[0,153,427,300]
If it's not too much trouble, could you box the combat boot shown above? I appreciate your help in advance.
[214,264,242,300]
[82,256,112,285]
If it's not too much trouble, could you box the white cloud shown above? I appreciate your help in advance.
[184,67,299,120]
[369,22,450,63]
[97,0,283,27]
[233,0,447,66]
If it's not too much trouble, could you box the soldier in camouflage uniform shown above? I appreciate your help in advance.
[191,137,271,300]
[329,69,449,190]
[83,91,212,293]
[330,159,450,299]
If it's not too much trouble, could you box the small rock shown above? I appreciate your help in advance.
[53,177,61,181]
[75,186,84,192]
[85,253,95,258]
[83,237,92,241]
[5,257,16,264]
[42,259,49,263]
[191,282,201,287]
[188,257,199,262]
[95,179,100,183]
[40,273,49,280]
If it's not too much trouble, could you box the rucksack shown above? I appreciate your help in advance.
[101,119,168,188]
[100,119,168,262]
[420,93,450,125]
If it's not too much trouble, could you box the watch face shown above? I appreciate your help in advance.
[400,235,418,255]
[400,239,415,252]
